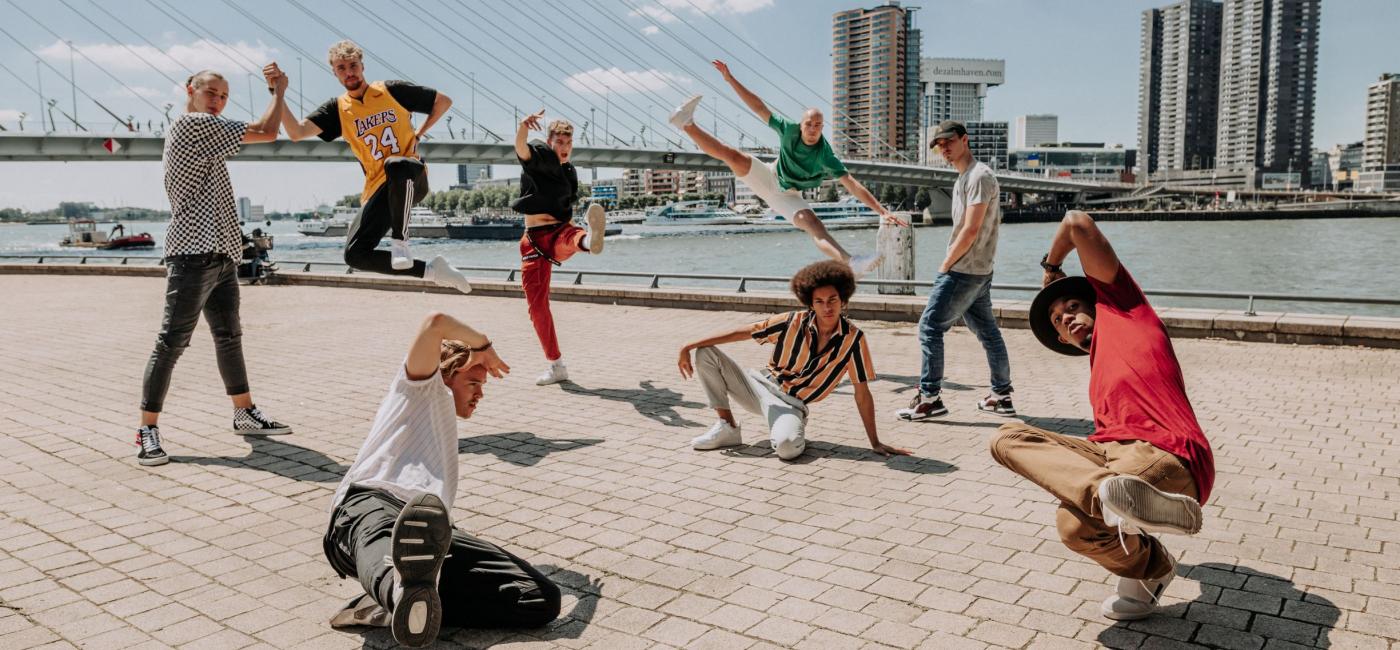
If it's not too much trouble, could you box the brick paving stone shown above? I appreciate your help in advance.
[0,276,1397,648]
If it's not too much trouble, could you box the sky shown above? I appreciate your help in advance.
[0,0,1395,212]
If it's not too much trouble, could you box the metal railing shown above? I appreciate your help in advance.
[3,254,1397,316]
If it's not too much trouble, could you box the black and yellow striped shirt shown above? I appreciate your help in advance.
[750,310,875,404]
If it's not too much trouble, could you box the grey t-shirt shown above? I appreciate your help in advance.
[946,161,1001,275]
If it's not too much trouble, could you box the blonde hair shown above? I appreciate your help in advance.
[439,340,473,379]
[546,119,574,137]
[327,40,364,66]
[186,70,225,90]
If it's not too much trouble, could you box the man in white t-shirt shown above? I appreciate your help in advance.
[322,312,560,647]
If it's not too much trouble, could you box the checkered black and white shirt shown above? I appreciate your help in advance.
[162,112,248,261]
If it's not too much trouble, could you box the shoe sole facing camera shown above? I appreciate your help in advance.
[1099,475,1203,536]
[390,493,452,647]
[586,204,606,255]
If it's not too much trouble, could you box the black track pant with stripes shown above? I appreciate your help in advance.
[344,156,429,277]
[324,487,561,628]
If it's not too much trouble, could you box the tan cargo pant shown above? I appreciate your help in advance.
[989,422,1198,580]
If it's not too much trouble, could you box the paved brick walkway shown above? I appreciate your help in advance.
[1,275,1396,650]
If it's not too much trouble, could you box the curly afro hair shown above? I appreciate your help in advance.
[790,260,857,308]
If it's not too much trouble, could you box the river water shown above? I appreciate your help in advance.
[3,217,1397,317]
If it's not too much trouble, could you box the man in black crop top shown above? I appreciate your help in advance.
[511,109,608,386]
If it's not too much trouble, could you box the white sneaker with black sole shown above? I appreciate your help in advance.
[232,406,293,435]
[896,392,947,421]
[388,492,452,647]
[976,391,1016,416]
[136,425,169,466]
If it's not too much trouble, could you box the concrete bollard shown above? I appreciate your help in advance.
[877,217,915,295]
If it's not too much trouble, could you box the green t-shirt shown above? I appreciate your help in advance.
[768,114,848,190]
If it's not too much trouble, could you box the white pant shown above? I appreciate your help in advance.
[694,346,808,460]
[737,155,813,220]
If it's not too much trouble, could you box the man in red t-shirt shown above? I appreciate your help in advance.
[989,210,1214,621]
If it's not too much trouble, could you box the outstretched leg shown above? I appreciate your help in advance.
[790,209,853,262]
[679,122,753,177]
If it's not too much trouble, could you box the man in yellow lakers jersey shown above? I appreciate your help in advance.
[279,40,473,293]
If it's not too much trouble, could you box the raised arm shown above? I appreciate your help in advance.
[676,323,759,379]
[1043,210,1121,286]
[243,63,287,144]
[838,174,907,226]
[713,60,771,123]
[405,312,509,381]
[277,92,323,142]
[515,108,544,161]
[415,91,452,140]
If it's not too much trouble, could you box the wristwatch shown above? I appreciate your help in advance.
[1039,254,1062,273]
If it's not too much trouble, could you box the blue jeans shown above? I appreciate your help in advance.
[917,270,1012,396]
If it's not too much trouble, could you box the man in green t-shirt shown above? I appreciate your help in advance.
[669,60,905,277]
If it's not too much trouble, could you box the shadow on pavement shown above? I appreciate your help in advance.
[1016,415,1097,437]
[355,566,603,649]
[872,374,977,395]
[169,435,348,482]
[1096,562,1339,649]
[556,379,708,428]
[719,440,958,474]
[458,431,603,467]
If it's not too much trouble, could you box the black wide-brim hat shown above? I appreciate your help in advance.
[1029,276,1095,357]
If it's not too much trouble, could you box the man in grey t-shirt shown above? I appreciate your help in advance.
[896,121,1015,421]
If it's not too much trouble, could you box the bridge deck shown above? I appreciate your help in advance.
[0,275,1396,649]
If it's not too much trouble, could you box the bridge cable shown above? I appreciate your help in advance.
[5,1,168,121]
[472,0,761,149]
[54,0,255,120]
[421,0,662,147]
[568,0,783,150]
[670,0,912,163]
[539,0,770,149]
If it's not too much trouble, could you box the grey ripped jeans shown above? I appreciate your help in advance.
[140,253,249,413]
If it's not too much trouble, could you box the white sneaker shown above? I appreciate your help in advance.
[425,255,472,295]
[1098,475,1203,538]
[848,251,883,278]
[535,360,568,386]
[691,420,742,450]
[1101,551,1177,620]
[669,95,703,129]
[390,238,413,270]
[585,203,606,255]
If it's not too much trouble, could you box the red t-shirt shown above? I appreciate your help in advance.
[1087,266,1215,503]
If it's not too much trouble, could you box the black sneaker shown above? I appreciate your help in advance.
[896,392,948,420]
[232,406,293,435]
[136,425,169,466]
[389,493,452,647]
[977,391,1016,417]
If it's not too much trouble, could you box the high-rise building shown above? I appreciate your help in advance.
[832,2,921,160]
[966,121,1009,170]
[1138,0,1222,174]
[917,58,1005,163]
[456,164,492,190]
[1363,74,1400,172]
[1215,0,1321,175]
[1016,114,1059,148]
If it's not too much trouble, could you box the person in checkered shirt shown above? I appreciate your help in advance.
[134,64,294,467]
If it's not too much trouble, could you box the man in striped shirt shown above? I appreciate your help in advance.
[678,261,912,460]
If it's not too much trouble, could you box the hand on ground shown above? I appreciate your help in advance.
[872,442,913,457]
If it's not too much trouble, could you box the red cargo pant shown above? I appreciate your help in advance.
[520,222,587,361]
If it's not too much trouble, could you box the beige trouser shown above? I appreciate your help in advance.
[989,422,1198,580]
[693,346,809,460]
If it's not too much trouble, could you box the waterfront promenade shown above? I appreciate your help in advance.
[1,274,1397,649]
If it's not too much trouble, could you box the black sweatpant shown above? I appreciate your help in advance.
[344,156,430,277]
[323,487,561,629]
[140,254,249,413]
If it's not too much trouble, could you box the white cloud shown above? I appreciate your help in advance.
[563,67,691,95]
[35,39,279,76]
[641,25,661,36]
[631,0,772,23]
